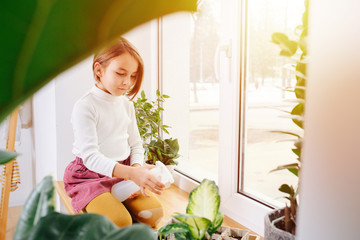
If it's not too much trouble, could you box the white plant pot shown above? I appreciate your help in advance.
[166,164,176,174]
[264,208,295,240]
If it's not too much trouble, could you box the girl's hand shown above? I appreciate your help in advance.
[128,165,165,196]
[128,190,141,199]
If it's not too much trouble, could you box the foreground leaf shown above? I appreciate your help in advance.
[0,150,18,165]
[21,213,155,240]
[14,176,55,240]
[0,0,197,122]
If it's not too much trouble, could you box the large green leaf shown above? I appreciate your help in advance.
[14,176,155,240]
[186,179,220,224]
[174,214,211,240]
[14,175,55,240]
[0,0,197,123]
[21,213,155,240]
[0,150,18,165]
[207,211,224,236]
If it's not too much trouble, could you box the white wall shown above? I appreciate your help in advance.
[297,0,360,239]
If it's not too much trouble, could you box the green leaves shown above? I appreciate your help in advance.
[0,0,197,123]
[14,176,156,240]
[271,32,298,57]
[174,214,211,240]
[19,213,156,240]
[158,179,223,240]
[14,175,56,240]
[134,90,172,144]
[207,211,224,236]
[146,138,180,165]
[270,1,308,234]
[0,150,18,165]
[158,222,190,239]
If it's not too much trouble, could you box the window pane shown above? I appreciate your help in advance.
[162,0,221,183]
[241,0,304,207]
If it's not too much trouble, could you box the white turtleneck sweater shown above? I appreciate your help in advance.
[71,86,144,177]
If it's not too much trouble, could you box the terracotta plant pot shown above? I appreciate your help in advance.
[264,208,295,240]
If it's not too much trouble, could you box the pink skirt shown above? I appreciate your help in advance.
[63,156,130,213]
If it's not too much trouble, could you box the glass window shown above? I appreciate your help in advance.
[161,0,221,183]
[240,0,305,207]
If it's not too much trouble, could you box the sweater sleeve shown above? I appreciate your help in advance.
[127,102,145,166]
[71,99,117,177]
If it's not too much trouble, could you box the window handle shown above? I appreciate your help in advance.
[215,39,232,83]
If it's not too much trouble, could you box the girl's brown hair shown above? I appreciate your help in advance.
[93,37,144,100]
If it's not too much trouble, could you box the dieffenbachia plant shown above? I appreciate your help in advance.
[158,179,224,240]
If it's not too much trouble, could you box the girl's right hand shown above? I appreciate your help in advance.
[127,165,165,196]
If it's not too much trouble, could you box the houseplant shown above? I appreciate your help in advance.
[0,0,197,239]
[158,179,251,240]
[133,90,180,169]
[265,0,308,238]
[13,176,155,240]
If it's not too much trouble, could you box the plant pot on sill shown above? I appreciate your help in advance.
[157,218,252,240]
[264,208,295,240]
[165,164,176,174]
[206,226,250,240]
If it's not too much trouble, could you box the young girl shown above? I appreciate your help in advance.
[63,37,165,228]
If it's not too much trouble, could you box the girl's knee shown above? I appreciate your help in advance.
[111,210,133,227]
[137,206,164,227]
[85,192,133,227]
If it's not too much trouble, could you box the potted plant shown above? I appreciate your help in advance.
[133,90,180,172]
[157,179,254,240]
[265,0,308,239]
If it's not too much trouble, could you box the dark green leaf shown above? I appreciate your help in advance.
[0,150,18,165]
[291,103,304,128]
[19,212,155,240]
[279,184,294,195]
[14,176,55,240]
[288,168,299,177]
[292,148,301,157]
[0,0,197,123]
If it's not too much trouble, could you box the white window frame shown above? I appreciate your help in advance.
[157,0,274,235]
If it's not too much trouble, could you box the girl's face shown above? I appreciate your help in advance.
[95,52,138,96]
